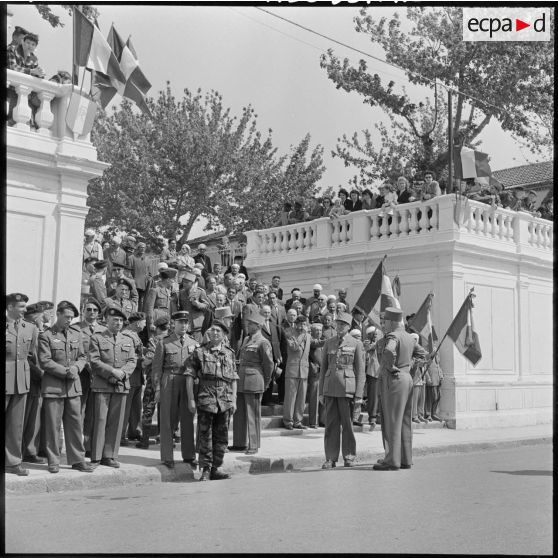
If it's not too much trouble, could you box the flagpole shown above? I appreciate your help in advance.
[72,6,76,85]
[448,89,454,194]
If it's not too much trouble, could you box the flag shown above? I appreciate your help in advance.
[73,9,125,85]
[454,146,503,190]
[66,91,98,137]
[408,293,434,352]
[446,292,482,366]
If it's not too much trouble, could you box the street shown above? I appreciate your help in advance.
[6,444,552,555]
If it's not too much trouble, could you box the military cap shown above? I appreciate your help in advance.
[181,271,196,282]
[160,268,178,280]
[57,300,79,317]
[334,312,352,326]
[84,256,99,265]
[24,303,43,316]
[117,277,133,290]
[24,33,39,44]
[384,307,403,321]
[295,315,308,324]
[84,297,102,312]
[209,320,229,335]
[105,307,127,320]
[198,243,207,250]
[37,300,54,311]
[128,312,146,323]
[6,293,29,305]
[14,26,29,35]
[154,316,170,328]
[171,311,190,322]
[246,313,265,326]
[157,262,169,271]
[93,260,109,270]
[214,306,233,320]
[84,228,96,236]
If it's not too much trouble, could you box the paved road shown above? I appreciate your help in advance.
[6,444,552,554]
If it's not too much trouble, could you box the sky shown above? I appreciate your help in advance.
[7,4,548,238]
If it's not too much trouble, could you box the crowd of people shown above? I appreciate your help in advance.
[6,229,446,480]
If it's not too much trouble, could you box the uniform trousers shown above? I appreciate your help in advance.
[365,376,380,423]
[140,373,158,434]
[122,385,142,439]
[412,384,426,419]
[425,385,441,418]
[379,370,413,468]
[5,393,27,467]
[232,392,262,450]
[43,397,86,466]
[159,373,195,462]
[323,396,356,462]
[22,393,42,457]
[91,392,126,461]
[276,372,285,403]
[283,377,307,427]
[197,408,232,469]
[82,389,95,452]
[306,374,320,427]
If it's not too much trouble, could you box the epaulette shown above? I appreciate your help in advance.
[69,324,81,332]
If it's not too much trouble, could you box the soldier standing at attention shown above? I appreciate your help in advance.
[230,313,274,455]
[318,312,365,469]
[89,307,137,468]
[5,293,39,476]
[153,311,198,469]
[38,301,94,473]
[144,268,177,335]
[185,320,238,481]
[374,307,429,471]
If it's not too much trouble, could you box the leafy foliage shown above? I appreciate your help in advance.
[87,85,324,244]
[34,5,100,27]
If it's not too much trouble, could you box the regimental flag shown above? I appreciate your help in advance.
[454,146,503,190]
[446,291,482,366]
[73,9,125,86]
[408,293,434,352]
[66,91,98,138]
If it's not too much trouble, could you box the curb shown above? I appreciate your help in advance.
[5,435,550,496]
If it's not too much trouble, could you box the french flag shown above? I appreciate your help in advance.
[407,293,434,352]
[454,146,503,190]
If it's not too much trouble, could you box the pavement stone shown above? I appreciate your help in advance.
[5,422,551,495]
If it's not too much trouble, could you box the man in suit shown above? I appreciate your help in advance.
[38,301,94,473]
[374,307,429,471]
[260,305,284,406]
[230,313,274,454]
[132,242,151,309]
[267,291,286,326]
[88,260,110,311]
[337,288,350,312]
[5,293,39,476]
[105,236,128,286]
[176,271,211,343]
[242,290,266,336]
[226,286,244,353]
[89,307,137,468]
[318,312,365,469]
[307,322,325,429]
[144,267,177,334]
[283,315,311,429]
[193,243,212,277]
[152,311,198,468]
[284,288,306,312]
[269,275,283,300]
[307,294,328,323]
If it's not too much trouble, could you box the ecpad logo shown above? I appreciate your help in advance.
[463,8,551,42]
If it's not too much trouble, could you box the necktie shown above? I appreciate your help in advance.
[14,320,19,332]
[181,336,185,346]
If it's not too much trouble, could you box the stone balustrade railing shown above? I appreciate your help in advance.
[7,69,91,141]
[245,194,553,263]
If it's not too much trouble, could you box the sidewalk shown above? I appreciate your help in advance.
[5,423,551,495]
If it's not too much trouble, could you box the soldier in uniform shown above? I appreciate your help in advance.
[38,301,94,473]
[318,312,365,469]
[108,262,139,306]
[152,311,198,468]
[363,325,381,430]
[176,271,211,343]
[6,293,39,476]
[424,341,443,422]
[230,313,274,455]
[185,320,238,481]
[136,316,170,449]
[144,267,177,334]
[105,277,137,318]
[121,312,146,445]
[374,307,429,471]
[89,307,137,468]
[88,260,110,311]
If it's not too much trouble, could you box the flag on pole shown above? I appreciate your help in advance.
[407,293,434,352]
[66,91,98,138]
[446,291,482,366]
[454,146,503,190]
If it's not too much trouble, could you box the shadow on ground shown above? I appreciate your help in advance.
[491,469,552,476]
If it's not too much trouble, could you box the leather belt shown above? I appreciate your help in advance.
[200,378,230,387]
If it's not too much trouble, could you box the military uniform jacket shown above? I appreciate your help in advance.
[144,285,175,327]
[152,333,198,391]
[176,286,210,332]
[237,332,273,393]
[123,329,145,387]
[6,319,39,395]
[142,333,166,377]
[38,325,87,398]
[318,334,365,399]
[284,332,311,379]
[379,326,428,376]
[89,329,137,393]
[88,274,108,309]
[185,343,239,413]
[24,318,45,396]
[105,296,137,318]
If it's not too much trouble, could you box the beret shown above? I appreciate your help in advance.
[6,293,29,305]
[154,316,170,328]
[37,300,54,310]
[117,277,133,290]
[57,300,79,317]
[128,312,146,323]
[209,320,229,335]
[334,312,352,326]
[160,268,178,279]
[105,307,127,320]
[246,313,265,326]
[93,260,109,270]
[384,307,403,321]
[24,303,43,316]
[84,298,102,312]
[181,271,196,282]
[172,311,189,322]
[214,306,233,319]
[14,26,30,34]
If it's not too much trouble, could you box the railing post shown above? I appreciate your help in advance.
[315,217,331,249]
[35,90,56,136]
[513,211,532,255]
[351,212,369,242]
[436,194,458,233]
[244,230,261,262]
[13,84,33,130]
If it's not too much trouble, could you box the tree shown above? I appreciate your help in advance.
[34,5,99,27]
[320,6,554,186]
[87,84,324,245]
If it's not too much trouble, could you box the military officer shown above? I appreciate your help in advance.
[144,267,177,334]
[230,313,274,455]
[89,307,137,468]
[6,293,39,476]
[318,312,365,469]
[152,311,198,468]
[374,307,429,471]
[176,271,211,343]
[109,262,139,306]
[105,277,137,318]
[88,260,110,311]
[38,301,94,473]
[213,306,234,346]
[185,320,238,481]
[136,316,170,449]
